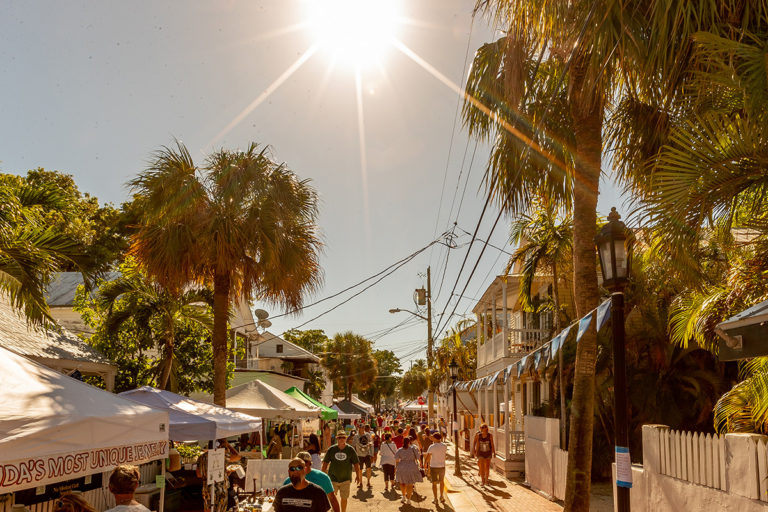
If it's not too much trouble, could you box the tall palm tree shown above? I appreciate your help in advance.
[464,2,620,504]
[129,141,322,405]
[715,357,768,435]
[95,261,214,390]
[506,200,572,446]
[0,181,92,325]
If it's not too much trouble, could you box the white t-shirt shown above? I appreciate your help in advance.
[105,504,151,512]
[379,441,398,466]
[426,442,448,468]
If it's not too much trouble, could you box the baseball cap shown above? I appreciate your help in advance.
[296,451,312,463]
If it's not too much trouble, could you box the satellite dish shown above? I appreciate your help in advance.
[259,319,272,329]
[254,309,269,320]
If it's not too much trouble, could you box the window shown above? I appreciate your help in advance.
[276,344,283,353]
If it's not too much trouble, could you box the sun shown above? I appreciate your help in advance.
[305,0,401,67]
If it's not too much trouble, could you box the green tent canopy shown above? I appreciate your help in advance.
[284,387,337,420]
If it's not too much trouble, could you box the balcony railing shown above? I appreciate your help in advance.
[477,328,550,367]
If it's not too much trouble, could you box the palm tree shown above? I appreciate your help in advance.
[94,261,214,390]
[129,141,322,405]
[714,357,768,435]
[464,3,610,503]
[506,200,572,446]
[0,181,91,325]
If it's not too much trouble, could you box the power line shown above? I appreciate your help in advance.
[232,232,452,330]
[434,3,600,335]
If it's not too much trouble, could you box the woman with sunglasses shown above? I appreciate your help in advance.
[472,424,495,486]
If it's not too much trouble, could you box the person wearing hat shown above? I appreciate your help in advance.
[320,431,360,512]
[274,457,330,512]
[283,452,340,512]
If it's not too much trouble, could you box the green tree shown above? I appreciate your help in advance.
[0,177,92,325]
[715,358,768,435]
[360,349,402,411]
[400,360,428,400]
[434,319,477,383]
[283,329,329,355]
[507,199,572,445]
[128,141,323,405]
[321,331,377,400]
[88,259,214,390]
[74,263,220,394]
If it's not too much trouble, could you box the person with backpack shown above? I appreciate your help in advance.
[349,425,373,487]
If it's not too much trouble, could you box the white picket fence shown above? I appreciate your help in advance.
[752,436,768,503]
[657,429,727,491]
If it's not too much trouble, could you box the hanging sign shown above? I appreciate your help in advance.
[0,440,168,494]
[207,448,226,485]
[615,446,633,488]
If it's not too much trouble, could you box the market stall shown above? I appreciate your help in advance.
[283,386,337,421]
[0,346,169,509]
[330,404,360,420]
[119,386,262,440]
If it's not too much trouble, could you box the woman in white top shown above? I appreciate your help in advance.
[379,432,399,492]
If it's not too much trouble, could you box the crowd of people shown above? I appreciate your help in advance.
[47,415,495,512]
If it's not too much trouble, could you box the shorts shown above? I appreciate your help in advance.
[332,480,351,498]
[430,467,446,483]
[382,464,395,482]
[359,455,372,469]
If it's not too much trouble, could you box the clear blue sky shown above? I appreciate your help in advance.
[0,1,623,368]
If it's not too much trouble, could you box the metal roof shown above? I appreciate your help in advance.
[0,295,112,365]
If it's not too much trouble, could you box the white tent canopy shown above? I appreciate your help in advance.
[225,379,320,420]
[119,386,262,441]
[402,400,428,411]
[0,346,169,494]
[351,394,375,414]
[330,404,360,420]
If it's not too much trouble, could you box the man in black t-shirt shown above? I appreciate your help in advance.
[274,458,331,512]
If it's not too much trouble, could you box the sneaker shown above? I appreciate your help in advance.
[440,496,446,503]
[401,497,406,503]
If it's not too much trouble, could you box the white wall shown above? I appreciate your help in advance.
[614,425,768,511]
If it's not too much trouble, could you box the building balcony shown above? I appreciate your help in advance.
[477,328,550,370]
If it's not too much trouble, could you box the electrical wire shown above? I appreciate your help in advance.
[433,4,600,336]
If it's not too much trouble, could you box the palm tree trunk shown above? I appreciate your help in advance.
[159,336,174,390]
[213,271,231,406]
[553,262,567,449]
[563,52,602,512]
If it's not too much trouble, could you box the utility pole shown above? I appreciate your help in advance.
[426,266,434,426]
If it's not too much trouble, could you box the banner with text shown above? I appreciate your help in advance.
[0,440,168,494]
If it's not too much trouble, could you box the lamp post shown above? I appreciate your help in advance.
[595,207,633,512]
[449,358,461,476]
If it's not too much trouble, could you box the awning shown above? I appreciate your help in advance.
[716,299,768,360]
[0,346,168,494]
[331,404,360,420]
[334,399,370,417]
[284,386,337,420]
[226,379,321,420]
[119,386,262,440]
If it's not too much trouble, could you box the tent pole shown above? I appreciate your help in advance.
[159,461,166,512]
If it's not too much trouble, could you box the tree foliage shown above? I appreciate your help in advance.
[400,360,428,400]
[360,349,402,411]
[128,141,323,405]
[321,331,377,401]
[74,260,222,394]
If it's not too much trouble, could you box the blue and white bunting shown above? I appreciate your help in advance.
[596,299,611,331]
[576,312,594,343]
[550,333,562,357]
[533,350,541,370]
[517,358,525,377]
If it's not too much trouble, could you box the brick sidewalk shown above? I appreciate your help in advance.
[443,446,563,512]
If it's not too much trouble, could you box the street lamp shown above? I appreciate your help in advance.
[595,207,633,512]
[449,358,461,476]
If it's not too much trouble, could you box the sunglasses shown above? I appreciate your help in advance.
[288,466,305,472]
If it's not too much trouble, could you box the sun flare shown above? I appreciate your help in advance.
[305,0,401,67]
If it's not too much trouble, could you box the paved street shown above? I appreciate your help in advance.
[338,444,564,512]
